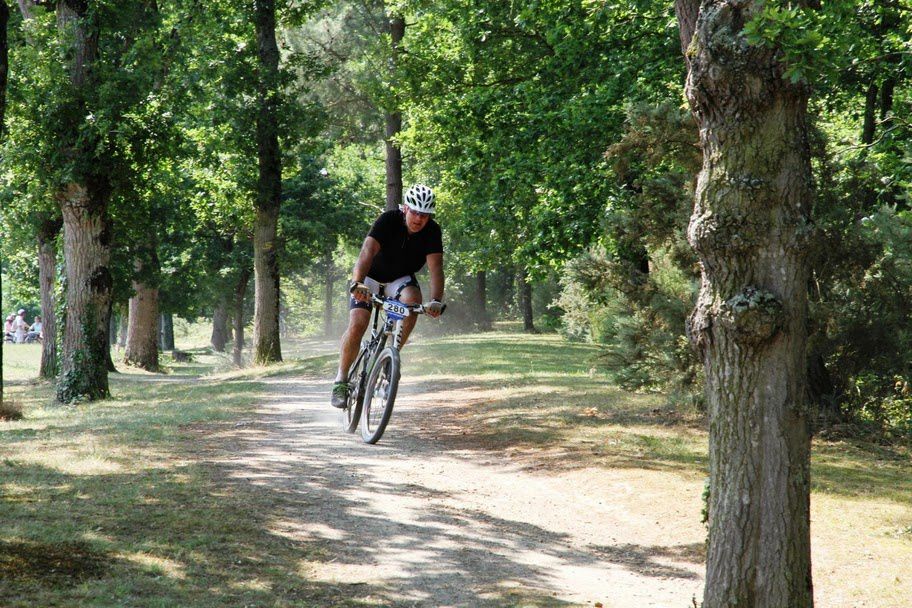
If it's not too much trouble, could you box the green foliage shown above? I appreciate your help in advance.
[743,1,827,84]
[555,248,702,408]
[399,0,684,277]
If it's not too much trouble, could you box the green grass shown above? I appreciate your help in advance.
[2,327,910,607]
[2,343,43,382]
[1,348,379,608]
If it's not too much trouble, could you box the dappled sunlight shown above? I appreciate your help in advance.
[4,331,909,606]
[227,578,272,592]
[119,551,187,580]
[14,447,125,476]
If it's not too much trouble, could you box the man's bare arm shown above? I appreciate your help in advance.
[352,237,381,283]
[426,253,444,302]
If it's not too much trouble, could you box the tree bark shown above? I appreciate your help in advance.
[109,311,117,345]
[55,1,113,402]
[475,271,492,331]
[233,268,251,367]
[37,216,62,380]
[57,185,113,401]
[0,0,6,405]
[211,300,229,352]
[124,257,160,372]
[0,0,8,139]
[517,267,535,333]
[160,313,174,350]
[384,14,404,211]
[252,0,283,364]
[117,307,128,348]
[680,2,814,606]
[104,298,116,372]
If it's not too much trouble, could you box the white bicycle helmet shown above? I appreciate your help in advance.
[403,184,435,214]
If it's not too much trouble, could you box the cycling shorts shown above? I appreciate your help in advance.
[350,274,420,311]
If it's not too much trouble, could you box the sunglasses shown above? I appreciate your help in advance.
[407,208,432,219]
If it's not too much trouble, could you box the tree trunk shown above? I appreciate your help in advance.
[517,267,535,333]
[124,258,160,372]
[109,311,117,345]
[475,271,492,331]
[879,77,894,128]
[252,0,282,365]
[37,216,62,380]
[117,307,128,348]
[54,1,113,403]
[104,299,116,372]
[384,15,404,211]
[0,1,6,405]
[233,268,251,367]
[161,313,174,350]
[57,186,113,402]
[0,0,7,139]
[678,2,814,606]
[211,300,229,352]
[323,250,335,338]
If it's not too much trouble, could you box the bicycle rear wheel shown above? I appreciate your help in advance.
[343,353,368,433]
[360,347,400,444]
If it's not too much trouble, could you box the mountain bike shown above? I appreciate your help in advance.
[342,293,444,444]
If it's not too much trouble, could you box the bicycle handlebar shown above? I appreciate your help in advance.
[369,294,447,316]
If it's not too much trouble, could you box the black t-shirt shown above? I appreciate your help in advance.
[367,209,443,282]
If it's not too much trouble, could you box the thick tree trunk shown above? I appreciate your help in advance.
[55,1,112,402]
[211,300,229,352]
[252,0,282,364]
[679,2,814,606]
[323,250,335,338]
[475,271,492,331]
[37,216,61,380]
[517,267,535,333]
[124,258,160,372]
[233,269,251,367]
[160,313,174,350]
[57,186,113,402]
[384,15,404,211]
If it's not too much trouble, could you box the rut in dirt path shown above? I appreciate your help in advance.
[211,375,706,608]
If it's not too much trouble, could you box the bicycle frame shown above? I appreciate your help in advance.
[344,294,440,439]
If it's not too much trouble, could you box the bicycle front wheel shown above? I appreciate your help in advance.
[360,347,400,444]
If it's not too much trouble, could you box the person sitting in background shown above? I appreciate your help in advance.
[4,314,14,341]
[13,310,29,344]
[28,315,43,342]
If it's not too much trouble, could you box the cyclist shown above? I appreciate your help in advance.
[331,184,445,408]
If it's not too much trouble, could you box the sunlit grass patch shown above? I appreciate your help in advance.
[1,343,43,382]
[118,551,187,580]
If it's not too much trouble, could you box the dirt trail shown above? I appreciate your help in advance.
[206,369,707,608]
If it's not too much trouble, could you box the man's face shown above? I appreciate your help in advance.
[404,206,431,234]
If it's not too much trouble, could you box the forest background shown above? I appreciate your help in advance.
[4,0,910,437]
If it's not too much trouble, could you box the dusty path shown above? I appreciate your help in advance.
[206,368,707,608]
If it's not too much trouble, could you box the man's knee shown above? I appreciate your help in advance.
[398,286,423,306]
